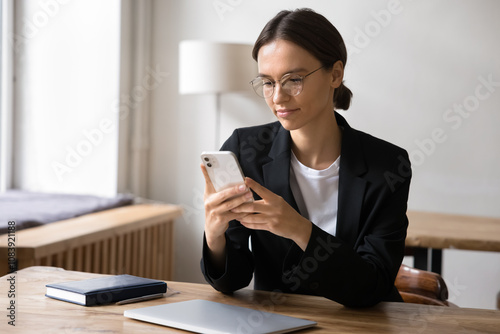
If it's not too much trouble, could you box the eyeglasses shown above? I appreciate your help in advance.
[250,66,325,98]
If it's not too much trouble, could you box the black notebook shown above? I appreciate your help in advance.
[45,274,167,306]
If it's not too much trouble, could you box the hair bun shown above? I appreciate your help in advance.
[333,82,352,110]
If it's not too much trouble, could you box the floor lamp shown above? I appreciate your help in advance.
[179,40,256,149]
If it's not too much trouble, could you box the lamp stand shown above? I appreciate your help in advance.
[215,92,221,150]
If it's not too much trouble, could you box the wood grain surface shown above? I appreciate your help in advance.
[1,266,499,333]
[406,210,500,251]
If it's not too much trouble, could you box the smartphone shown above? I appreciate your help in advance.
[201,151,250,199]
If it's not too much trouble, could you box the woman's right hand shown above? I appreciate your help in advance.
[201,164,253,257]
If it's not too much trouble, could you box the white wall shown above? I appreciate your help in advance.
[149,0,500,309]
[13,0,121,197]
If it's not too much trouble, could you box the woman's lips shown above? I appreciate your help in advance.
[276,108,298,118]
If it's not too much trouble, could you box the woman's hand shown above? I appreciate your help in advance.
[201,164,253,257]
[232,177,312,251]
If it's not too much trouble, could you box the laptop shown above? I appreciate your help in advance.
[124,299,317,334]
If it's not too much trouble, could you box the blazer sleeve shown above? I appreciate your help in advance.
[200,130,254,293]
[282,150,411,307]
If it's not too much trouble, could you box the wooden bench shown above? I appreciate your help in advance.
[0,204,182,280]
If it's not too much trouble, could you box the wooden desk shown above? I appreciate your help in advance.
[406,210,500,273]
[1,266,500,333]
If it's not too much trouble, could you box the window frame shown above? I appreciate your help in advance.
[0,0,14,192]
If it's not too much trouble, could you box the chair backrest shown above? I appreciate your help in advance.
[395,264,451,306]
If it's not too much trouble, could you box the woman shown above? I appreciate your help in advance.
[200,8,411,307]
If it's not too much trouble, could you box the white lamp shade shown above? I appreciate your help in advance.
[179,40,257,95]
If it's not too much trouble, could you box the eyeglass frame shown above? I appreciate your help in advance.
[249,65,326,98]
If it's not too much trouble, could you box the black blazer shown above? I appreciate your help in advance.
[201,112,412,307]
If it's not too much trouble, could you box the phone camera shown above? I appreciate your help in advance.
[204,157,210,162]
[207,163,212,167]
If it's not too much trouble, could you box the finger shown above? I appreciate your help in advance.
[231,199,268,214]
[229,212,251,222]
[245,177,274,201]
[239,212,269,224]
[205,184,251,209]
[200,164,216,194]
[208,207,252,234]
[238,214,269,230]
[214,211,250,224]
[217,188,254,211]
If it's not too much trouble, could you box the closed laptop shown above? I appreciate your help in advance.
[124,299,317,334]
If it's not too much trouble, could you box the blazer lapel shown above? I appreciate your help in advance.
[262,126,299,212]
[260,114,368,247]
[335,113,368,248]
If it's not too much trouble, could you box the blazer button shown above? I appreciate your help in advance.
[309,282,319,290]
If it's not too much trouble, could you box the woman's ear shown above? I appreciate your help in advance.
[330,60,344,89]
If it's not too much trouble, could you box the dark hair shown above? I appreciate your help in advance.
[252,8,352,110]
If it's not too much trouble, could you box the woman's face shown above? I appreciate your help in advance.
[256,39,342,132]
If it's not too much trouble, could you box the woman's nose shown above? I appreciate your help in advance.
[272,83,289,104]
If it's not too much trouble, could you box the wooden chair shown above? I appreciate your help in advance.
[395,264,453,306]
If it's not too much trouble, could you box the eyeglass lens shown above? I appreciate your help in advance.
[253,75,303,98]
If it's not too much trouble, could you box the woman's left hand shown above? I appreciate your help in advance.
[231,177,312,251]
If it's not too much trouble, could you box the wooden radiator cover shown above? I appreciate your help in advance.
[0,204,182,280]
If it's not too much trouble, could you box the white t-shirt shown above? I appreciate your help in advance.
[290,152,340,236]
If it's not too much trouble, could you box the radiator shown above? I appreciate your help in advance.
[0,204,181,280]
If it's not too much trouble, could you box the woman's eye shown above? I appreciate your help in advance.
[262,81,273,86]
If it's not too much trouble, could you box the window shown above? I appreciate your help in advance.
[9,0,121,196]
